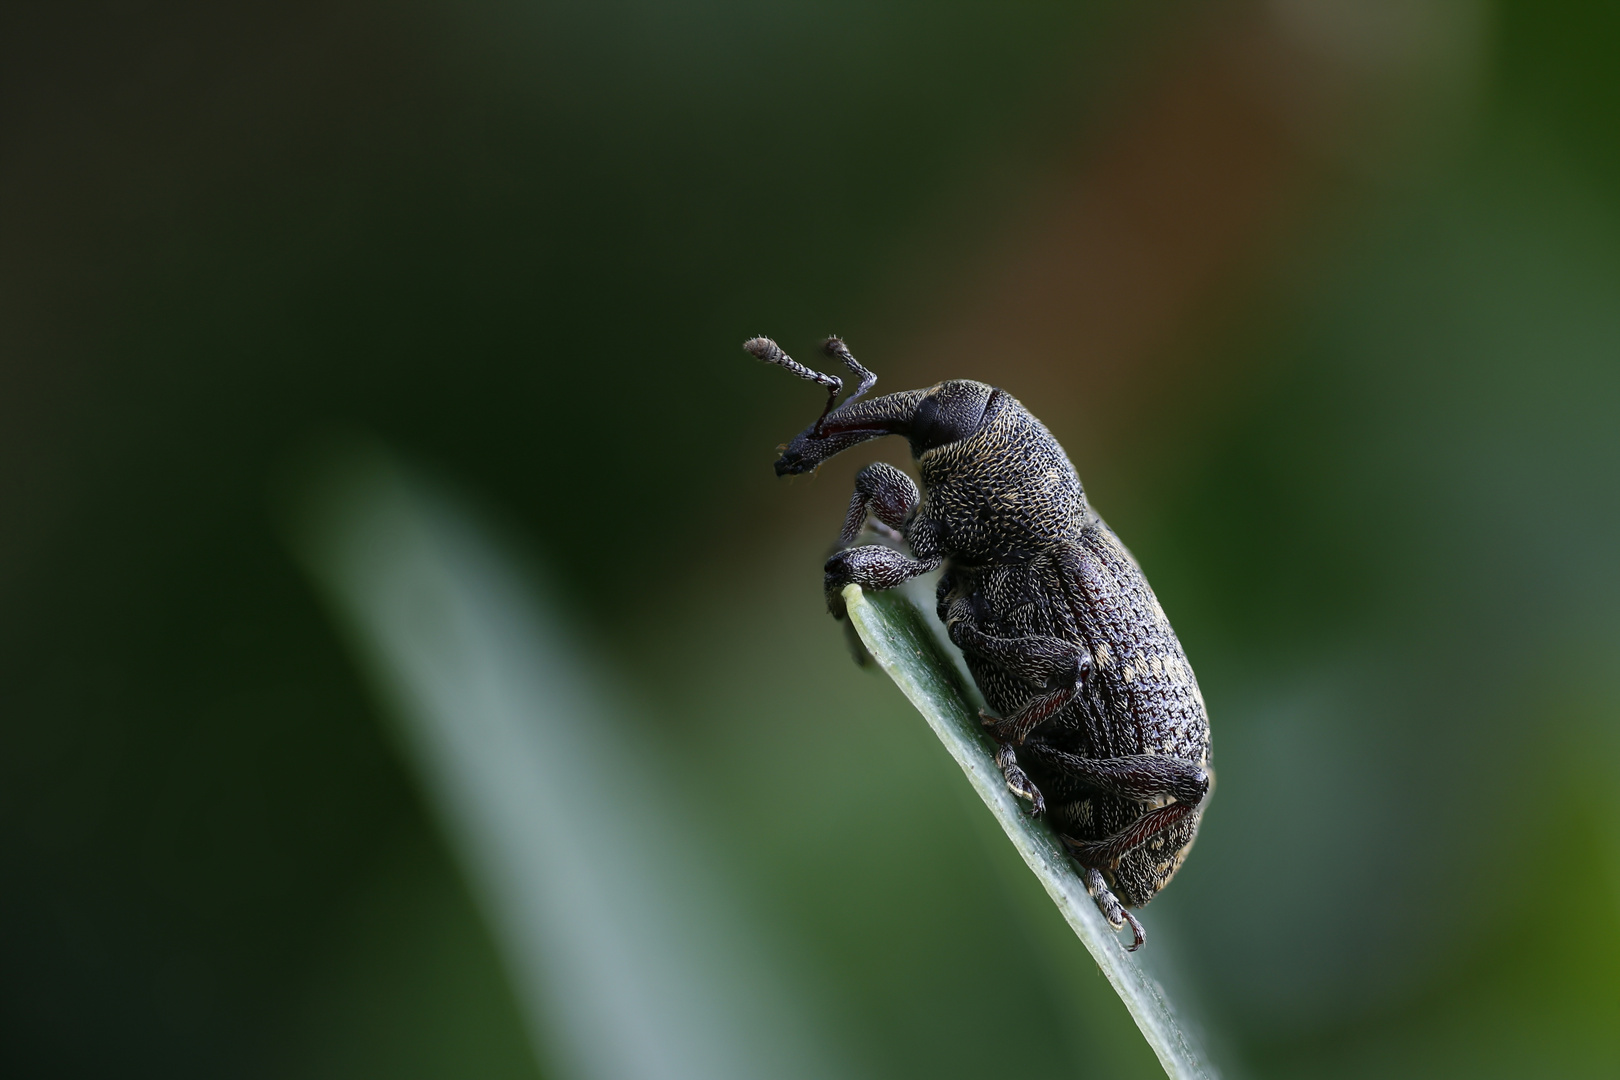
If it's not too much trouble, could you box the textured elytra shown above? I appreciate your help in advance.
[752,338,1212,939]
[917,389,1210,907]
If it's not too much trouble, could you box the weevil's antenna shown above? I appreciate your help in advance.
[821,336,876,408]
[744,336,843,435]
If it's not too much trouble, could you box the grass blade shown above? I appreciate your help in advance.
[843,582,1219,1080]
[290,446,842,1080]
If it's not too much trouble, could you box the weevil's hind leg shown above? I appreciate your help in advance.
[840,462,919,545]
[1084,866,1146,951]
[1062,802,1194,871]
[1018,745,1211,808]
[995,742,1046,817]
[1059,795,1197,950]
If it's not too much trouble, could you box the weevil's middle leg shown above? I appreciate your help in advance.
[942,607,1092,699]
[941,605,1091,746]
[978,688,1077,747]
[938,597,1091,813]
[1064,808,1192,952]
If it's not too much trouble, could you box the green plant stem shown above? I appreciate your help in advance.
[843,583,1218,1080]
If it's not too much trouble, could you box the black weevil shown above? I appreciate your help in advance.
[746,335,1212,950]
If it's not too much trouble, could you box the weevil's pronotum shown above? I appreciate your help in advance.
[746,336,1211,950]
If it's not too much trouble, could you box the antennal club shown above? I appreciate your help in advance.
[821,336,877,408]
[744,336,843,435]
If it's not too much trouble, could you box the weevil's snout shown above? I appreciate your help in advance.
[773,427,817,475]
[773,425,868,476]
[774,444,811,476]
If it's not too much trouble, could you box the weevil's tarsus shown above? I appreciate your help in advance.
[1123,911,1146,952]
[1084,867,1147,951]
[822,336,877,408]
[995,741,1047,817]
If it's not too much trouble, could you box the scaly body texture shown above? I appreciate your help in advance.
[747,336,1211,949]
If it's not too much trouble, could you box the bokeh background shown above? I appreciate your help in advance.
[4,0,1619,1077]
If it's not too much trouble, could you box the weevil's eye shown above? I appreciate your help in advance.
[909,381,993,454]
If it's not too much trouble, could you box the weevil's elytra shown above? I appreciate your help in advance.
[746,335,1212,951]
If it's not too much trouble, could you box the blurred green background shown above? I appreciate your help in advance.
[4,0,1619,1077]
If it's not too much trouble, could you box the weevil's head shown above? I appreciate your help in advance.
[903,379,996,460]
[772,380,994,475]
[748,336,996,475]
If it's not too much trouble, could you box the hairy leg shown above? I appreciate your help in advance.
[1029,747,1206,950]
[1061,802,1194,871]
[995,743,1046,817]
[1085,867,1146,951]
[839,462,919,545]
[824,544,941,619]
[940,595,1091,744]
[937,594,1093,811]
[1018,745,1210,807]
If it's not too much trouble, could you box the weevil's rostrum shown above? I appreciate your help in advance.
[747,335,1211,950]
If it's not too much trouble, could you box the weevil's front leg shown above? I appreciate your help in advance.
[1084,867,1146,951]
[824,545,941,619]
[839,462,918,545]
[826,469,939,619]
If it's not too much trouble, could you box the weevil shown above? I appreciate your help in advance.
[746,335,1211,950]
